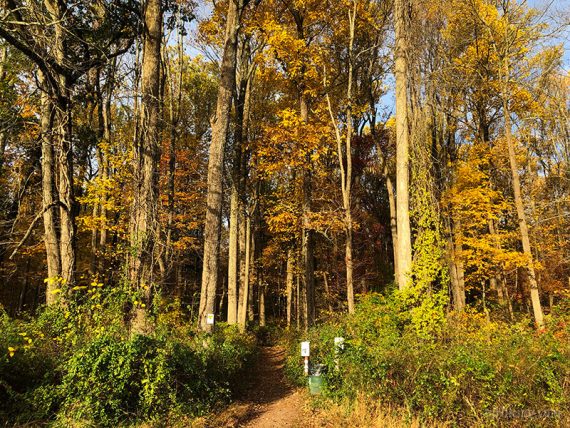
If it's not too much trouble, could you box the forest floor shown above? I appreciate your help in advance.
[199,346,308,428]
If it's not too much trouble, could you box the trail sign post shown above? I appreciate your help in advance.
[301,341,310,375]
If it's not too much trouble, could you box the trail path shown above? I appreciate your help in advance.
[210,346,306,428]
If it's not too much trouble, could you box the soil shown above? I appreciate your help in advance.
[205,346,306,428]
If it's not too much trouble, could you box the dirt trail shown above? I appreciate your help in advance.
[210,346,306,428]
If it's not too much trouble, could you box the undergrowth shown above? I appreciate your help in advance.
[0,283,257,427]
[285,293,570,427]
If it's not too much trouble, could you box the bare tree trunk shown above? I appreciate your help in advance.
[300,95,315,331]
[323,271,333,312]
[164,14,184,288]
[90,201,99,274]
[446,219,465,311]
[259,277,266,327]
[227,187,239,324]
[57,90,75,287]
[248,217,256,323]
[502,273,514,320]
[238,214,251,332]
[488,218,508,305]
[503,83,544,328]
[296,273,300,329]
[129,0,163,334]
[39,70,61,304]
[394,0,412,289]
[199,0,243,331]
[45,0,76,288]
[386,171,399,282]
[286,249,294,327]
[99,61,114,253]
[227,48,251,325]
[238,207,246,318]
[325,1,356,313]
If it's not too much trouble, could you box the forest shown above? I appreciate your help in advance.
[0,0,568,426]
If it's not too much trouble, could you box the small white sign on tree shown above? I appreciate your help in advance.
[301,341,310,357]
[206,313,215,325]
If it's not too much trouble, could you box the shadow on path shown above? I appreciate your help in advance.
[208,346,304,428]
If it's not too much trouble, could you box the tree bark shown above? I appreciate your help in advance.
[285,249,294,327]
[394,0,413,289]
[164,14,184,287]
[259,272,266,327]
[386,171,399,281]
[199,0,242,331]
[238,214,251,332]
[447,219,465,311]
[45,0,76,288]
[227,186,240,324]
[325,1,356,313]
[129,0,163,334]
[227,49,250,325]
[503,68,544,328]
[39,70,61,304]
[99,64,113,251]
[300,95,315,331]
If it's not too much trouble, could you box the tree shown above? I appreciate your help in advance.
[0,0,137,301]
[394,0,412,290]
[199,0,249,332]
[129,0,162,334]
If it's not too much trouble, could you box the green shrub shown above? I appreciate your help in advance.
[286,293,570,427]
[0,297,257,426]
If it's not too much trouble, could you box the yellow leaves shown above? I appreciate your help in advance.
[267,210,299,236]
[255,104,333,179]
[384,116,396,129]
[443,141,531,286]
[8,330,40,358]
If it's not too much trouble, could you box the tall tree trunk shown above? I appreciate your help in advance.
[164,13,184,286]
[199,0,243,331]
[227,50,251,324]
[325,0,356,313]
[386,170,399,281]
[502,63,544,328]
[238,206,246,316]
[295,273,300,329]
[45,0,76,288]
[394,0,412,289]
[129,0,163,334]
[247,206,257,322]
[285,249,294,327]
[39,70,61,304]
[90,69,103,275]
[56,88,75,287]
[227,186,240,324]
[447,219,465,311]
[488,218,509,305]
[99,65,113,251]
[238,214,251,332]
[323,271,333,312]
[259,272,265,327]
[344,1,356,314]
[300,96,315,331]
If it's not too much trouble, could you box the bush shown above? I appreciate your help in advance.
[0,296,257,426]
[285,293,570,427]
